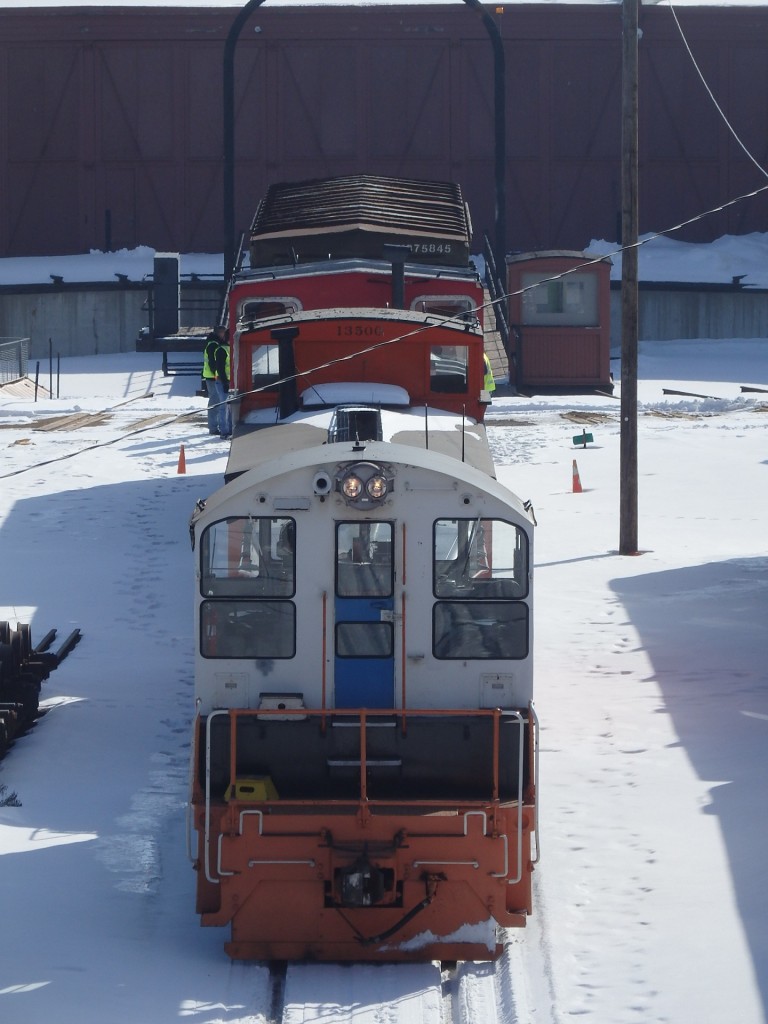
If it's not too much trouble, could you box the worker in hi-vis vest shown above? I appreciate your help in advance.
[203,324,227,435]
[214,331,232,440]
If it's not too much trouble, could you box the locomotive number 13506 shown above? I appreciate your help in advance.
[336,325,385,337]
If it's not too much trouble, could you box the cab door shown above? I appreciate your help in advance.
[334,521,394,708]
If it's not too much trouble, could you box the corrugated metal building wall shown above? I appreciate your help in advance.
[1,4,767,259]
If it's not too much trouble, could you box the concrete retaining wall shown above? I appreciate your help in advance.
[0,282,221,360]
[608,286,768,345]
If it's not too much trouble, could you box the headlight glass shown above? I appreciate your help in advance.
[341,474,363,499]
[366,475,388,499]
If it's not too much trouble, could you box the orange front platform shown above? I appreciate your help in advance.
[193,801,533,962]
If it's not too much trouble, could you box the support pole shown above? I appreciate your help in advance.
[620,0,639,554]
[463,0,507,272]
[223,0,265,285]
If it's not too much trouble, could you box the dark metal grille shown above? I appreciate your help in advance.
[249,175,471,268]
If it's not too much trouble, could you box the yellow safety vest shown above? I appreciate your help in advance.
[202,337,218,379]
[483,354,496,392]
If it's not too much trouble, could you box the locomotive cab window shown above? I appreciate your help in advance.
[201,517,295,597]
[412,296,476,323]
[336,521,393,597]
[200,516,296,660]
[430,345,468,394]
[336,621,393,658]
[433,518,529,661]
[433,601,528,660]
[250,342,280,388]
[200,599,295,659]
[434,518,528,599]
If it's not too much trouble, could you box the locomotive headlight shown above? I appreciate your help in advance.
[336,462,393,508]
[366,474,388,499]
[341,474,363,499]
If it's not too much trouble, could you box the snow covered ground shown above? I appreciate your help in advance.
[0,333,766,1022]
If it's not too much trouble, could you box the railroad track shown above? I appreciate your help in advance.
[237,957,518,1024]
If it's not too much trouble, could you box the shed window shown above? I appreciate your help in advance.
[521,272,598,326]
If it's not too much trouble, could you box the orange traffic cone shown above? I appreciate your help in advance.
[572,458,583,493]
[177,444,187,475]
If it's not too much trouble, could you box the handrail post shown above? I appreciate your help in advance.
[229,710,238,798]
[204,709,229,883]
[321,591,328,732]
[359,710,368,803]
[492,708,500,802]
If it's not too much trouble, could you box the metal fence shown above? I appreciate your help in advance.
[0,338,29,384]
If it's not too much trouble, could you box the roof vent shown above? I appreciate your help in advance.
[328,406,383,444]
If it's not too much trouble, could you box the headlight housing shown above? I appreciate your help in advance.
[336,462,393,508]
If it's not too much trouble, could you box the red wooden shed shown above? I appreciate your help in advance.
[506,251,613,393]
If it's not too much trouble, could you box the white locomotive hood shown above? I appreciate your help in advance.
[228,401,493,482]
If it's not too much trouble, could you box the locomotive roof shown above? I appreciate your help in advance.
[236,305,483,334]
[235,256,481,286]
[249,174,472,270]
[505,249,613,265]
[222,406,495,483]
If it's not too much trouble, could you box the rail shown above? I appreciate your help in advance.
[482,233,510,359]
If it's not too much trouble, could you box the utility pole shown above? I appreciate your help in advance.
[620,0,639,554]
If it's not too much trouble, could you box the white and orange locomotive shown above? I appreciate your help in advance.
[188,175,538,961]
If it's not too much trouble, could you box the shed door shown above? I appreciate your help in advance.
[334,522,394,708]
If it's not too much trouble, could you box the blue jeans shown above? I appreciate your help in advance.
[205,378,219,432]
[213,379,232,437]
